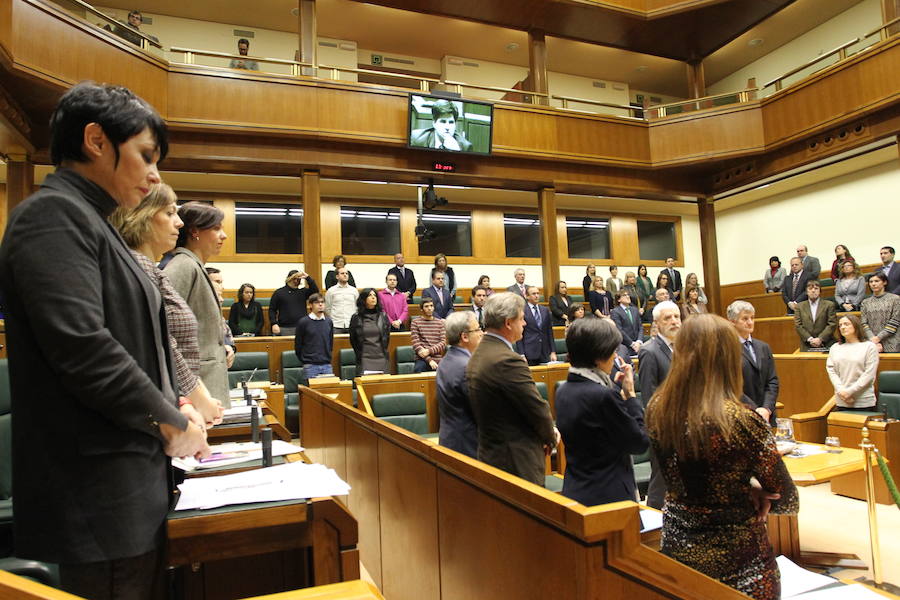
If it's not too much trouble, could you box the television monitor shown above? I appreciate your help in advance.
[407,94,493,156]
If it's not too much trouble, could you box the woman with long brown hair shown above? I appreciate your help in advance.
[646,314,798,600]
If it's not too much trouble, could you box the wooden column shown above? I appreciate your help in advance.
[697,196,721,315]
[297,0,317,77]
[302,170,322,280]
[686,60,705,100]
[5,153,33,216]
[528,30,548,106]
[538,187,559,296]
[884,0,900,37]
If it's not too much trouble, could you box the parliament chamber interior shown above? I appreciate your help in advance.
[0,0,899,598]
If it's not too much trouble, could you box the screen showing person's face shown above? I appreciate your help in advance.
[434,114,456,140]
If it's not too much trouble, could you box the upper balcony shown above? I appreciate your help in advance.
[0,0,897,199]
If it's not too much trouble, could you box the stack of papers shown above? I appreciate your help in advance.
[219,403,262,425]
[175,462,351,510]
[777,555,836,598]
[639,509,663,533]
[172,440,302,472]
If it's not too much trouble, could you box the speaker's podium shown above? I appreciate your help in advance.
[827,412,899,504]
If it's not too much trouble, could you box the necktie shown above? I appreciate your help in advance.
[477,308,483,329]
[744,340,757,365]
[792,274,799,296]
[625,307,633,323]
[533,305,541,326]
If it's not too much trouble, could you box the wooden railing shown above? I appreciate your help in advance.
[67,0,162,51]
[646,88,758,118]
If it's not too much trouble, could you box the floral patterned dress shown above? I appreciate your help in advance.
[651,401,799,600]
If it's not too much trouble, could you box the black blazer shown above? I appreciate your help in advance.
[387,265,417,301]
[741,337,779,425]
[517,303,555,364]
[611,305,642,350]
[663,268,683,298]
[422,286,454,319]
[430,267,456,297]
[227,300,264,335]
[637,337,673,405]
[548,295,570,326]
[878,262,900,295]
[782,270,812,313]
[556,373,648,506]
[588,290,614,317]
[436,345,478,458]
[0,169,187,564]
[325,269,356,290]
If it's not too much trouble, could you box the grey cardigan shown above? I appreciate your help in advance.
[835,276,866,308]
[164,248,230,405]
[764,267,786,292]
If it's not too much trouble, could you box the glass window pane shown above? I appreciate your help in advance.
[235,202,303,254]
[340,206,401,255]
[637,220,677,261]
[565,217,610,259]
[417,210,472,257]
[504,213,541,258]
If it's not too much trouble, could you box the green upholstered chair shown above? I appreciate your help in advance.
[544,474,564,492]
[281,351,306,435]
[569,294,584,303]
[819,278,835,287]
[395,346,416,374]
[554,380,565,396]
[877,371,900,420]
[371,392,429,435]
[256,297,271,307]
[227,352,270,389]
[0,558,60,587]
[534,381,548,401]
[412,296,422,305]
[339,348,356,380]
[453,295,463,304]
[554,338,567,362]
[0,359,12,556]
[632,449,652,499]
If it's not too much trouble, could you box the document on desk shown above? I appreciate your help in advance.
[172,440,302,472]
[789,583,889,599]
[776,555,836,598]
[785,443,829,458]
[639,509,663,533]
[175,462,351,510]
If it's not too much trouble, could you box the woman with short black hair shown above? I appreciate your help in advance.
[555,317,647,506]
[325,254,356,289]
[349,288,390,375]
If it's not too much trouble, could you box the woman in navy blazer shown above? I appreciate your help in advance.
[555,318,648,506]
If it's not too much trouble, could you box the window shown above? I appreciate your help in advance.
[235,202,302,254]
[503,213,541,258]
[417,210,472,256]
[565,217,610,259]
[340,206,401,255]
[637,220,677,261]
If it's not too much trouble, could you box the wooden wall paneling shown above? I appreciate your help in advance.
[399,204,420,261]
[322,400,348,486]
[538,187,560,296]
[214,198,237,257]
[686,60,705,99]
[528,29,548,104]
[302,170,321,274]
[751,316,800,354]
[377,438,440,600]
[609,214,639,266]
[11,0,167,109]
[4,154,31,222]
[344,421,383,588]
[470,206,506,261]
[649,103,765,166]
[300,386,326,465]
[320,200,342,276]
[313,86,407,144]
[697,197,720,314]
[548,111,650,166]
[720,280,767,308]
[492,108,559,157]
[760,37,900,149]
[555,213,569,265]
[0,0,11,62]
[436,469,582,599]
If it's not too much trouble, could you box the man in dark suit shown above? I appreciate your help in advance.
[794,281,837,351]
[728,301,779,425]
[0,83,210,598]
[663,256,683,300]
[422,270,454,319]
[387,252,417,303]
[468,292,558,486]
[637,300,681,509]
[783,257,812,315]
[470,285,488,330]
[876,246,900,295]
[436,312,484,458]
[517,286,557,365]
[611,289,643,355]
[797,244,821,280]
[505,268,528,297]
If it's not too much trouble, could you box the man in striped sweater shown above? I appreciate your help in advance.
[411,297,447,372]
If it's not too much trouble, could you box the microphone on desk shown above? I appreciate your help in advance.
[250,403,260,443]
[242,368,258,406]
[261,428,273,467]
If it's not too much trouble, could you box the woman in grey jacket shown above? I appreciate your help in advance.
[834,259,866,311]
[763,256,786,293]
[164,201,231,405]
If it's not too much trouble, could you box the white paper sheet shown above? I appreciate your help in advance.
[776,555,836,598]
[784,443,829,459]
[639,509,663,533]
[174,462,351,510]
[791,583,889,599]
[172,440,303,472]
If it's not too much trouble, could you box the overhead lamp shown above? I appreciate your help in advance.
[748,38,764,47]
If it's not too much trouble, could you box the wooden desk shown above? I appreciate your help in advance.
[168,496,358,600]
[769,444,867,569]
[828,414,900,505]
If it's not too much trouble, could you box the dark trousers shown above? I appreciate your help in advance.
[413,358,436,373]
[59,546,166,600]
[646,446,666,510]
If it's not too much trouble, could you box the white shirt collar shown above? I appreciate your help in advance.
[308,312,325,320]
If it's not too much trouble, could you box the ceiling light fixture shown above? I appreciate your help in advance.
[635,66,648,72]
[505,42,519,52]
[748,38,764,47]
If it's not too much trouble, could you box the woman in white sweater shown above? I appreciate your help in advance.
[826,314,879,411]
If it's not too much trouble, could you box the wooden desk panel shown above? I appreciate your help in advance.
[781,445,865,486]
[752,317,801,354]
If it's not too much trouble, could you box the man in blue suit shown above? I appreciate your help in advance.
[436,312,484,458]
[517,286,556,366]
[611,289,643,355]
[422,271,454,319]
